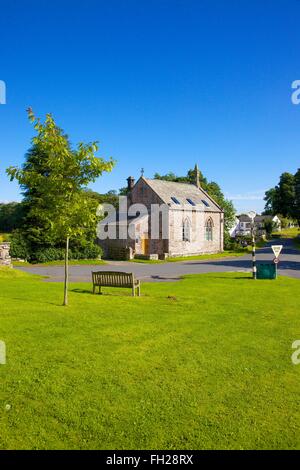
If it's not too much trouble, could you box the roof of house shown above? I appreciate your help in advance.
[99,212,148,227]
[142,178,222,212]
[238,214,276,223]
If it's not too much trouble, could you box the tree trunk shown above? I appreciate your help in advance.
[63,236,69,306]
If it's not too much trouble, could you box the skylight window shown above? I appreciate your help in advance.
[186,198,196,206]
[171,197,180,205]
[202,199,210,207]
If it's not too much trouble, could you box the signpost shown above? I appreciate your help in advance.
[271,245,283,279]
[247,211,257,280]
[272,245,283,258]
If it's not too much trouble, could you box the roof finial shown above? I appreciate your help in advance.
[194,164,200,189]
[141,168,144,177]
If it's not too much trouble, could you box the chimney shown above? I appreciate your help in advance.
[127,176,135,192]
[194,164,200,189]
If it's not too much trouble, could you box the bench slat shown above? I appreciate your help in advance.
[92,271,135,288]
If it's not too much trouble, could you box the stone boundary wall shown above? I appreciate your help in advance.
[0,242,12,267]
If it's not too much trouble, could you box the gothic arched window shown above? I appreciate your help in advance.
[205,218,213,241]
[182,218,191,242]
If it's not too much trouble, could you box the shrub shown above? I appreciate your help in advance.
[223,232,233,250]
[31,247,66,264]
[31,243,103,263]
[79,244,103,260]
[263,220,275,238]
[224,232,243,251]
[9,230,31,260]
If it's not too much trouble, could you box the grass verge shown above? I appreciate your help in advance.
[130,250,248,264]
[0,268,299,449]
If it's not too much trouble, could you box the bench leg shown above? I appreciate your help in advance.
[138,284,141,297]
[99,286,102,295]
[132,286,135,297]
[93,285,95,294]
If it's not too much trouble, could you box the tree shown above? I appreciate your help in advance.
[277,173,295,218]
[0,202,26,232]
[263,188,279,215]
[7,109,114,306]
[84,188,119,208]
[278,216,292,229]
[264,173,295,218]
[154,169,208,186]
[263,219,275,238]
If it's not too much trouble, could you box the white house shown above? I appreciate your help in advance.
[230,214,281,238]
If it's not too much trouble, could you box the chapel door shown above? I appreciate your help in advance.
[141,235,149,255]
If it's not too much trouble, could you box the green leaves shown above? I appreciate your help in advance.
[7,110,115,241]
[6,109,115,304]
[264,172,298,220]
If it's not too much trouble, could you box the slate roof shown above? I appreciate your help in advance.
[142,178,222,212]
[238,214,275,223]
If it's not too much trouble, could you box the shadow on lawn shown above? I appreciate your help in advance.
[186,258,300,273]
[182,272,253,281]
[71,288,94,295]
[70,288,135,297]
[150,275,181,282]
[9,295,63,307]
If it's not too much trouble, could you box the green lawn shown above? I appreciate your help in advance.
[0,267,300,450]
[130,250,248,264]
[272,227,300,250]
[273,227,300,238]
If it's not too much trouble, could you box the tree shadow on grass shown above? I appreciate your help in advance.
[186,258,300,273]
[71,288,93,295]
[9,295,65,307]
[183,273,253,281]
[150,275,181,282]
[70,288,136,297]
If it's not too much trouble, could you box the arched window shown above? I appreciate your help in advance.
[205,218,213,241]
[182,218,191,242]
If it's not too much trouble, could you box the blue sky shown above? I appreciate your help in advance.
[0,0,300,213]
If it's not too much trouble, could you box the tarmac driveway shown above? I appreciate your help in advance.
[16,238,300,283]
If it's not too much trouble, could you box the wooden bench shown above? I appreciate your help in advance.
[92,271,141,297]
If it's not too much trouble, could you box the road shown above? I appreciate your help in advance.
[16,238,300,282]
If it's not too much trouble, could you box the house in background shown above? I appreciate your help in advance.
[230,214,281,238]
[98,166,224,260]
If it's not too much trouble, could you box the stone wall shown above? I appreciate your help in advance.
[168,210,223,256]
[98,237,134,260]
[131,178,224,257]
[131,179,169,255]
[0,242,12,267]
